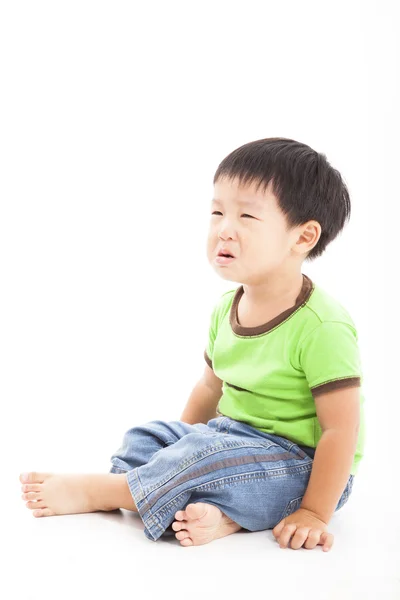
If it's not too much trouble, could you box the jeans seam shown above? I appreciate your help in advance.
[127,469,165,539]
[151,463,313,521]
[110,464,128,473]
[220,418,305,457]
[142,440,280,495]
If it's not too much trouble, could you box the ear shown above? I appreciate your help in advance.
[294,220,321,254]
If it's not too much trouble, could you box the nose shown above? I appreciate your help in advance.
[217,217,236,239]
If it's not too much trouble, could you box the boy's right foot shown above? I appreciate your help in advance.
[172,502,242,546]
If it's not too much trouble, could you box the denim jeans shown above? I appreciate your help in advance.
[109,415,355,542]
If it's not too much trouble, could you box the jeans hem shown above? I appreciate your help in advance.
[126,469,166,542]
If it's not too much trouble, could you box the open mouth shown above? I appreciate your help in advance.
[216,254,236,265]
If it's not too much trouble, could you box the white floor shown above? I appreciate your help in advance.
[6,459,400,600]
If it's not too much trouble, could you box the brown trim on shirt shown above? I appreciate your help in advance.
[204,273,361,395]
[311,376,361,396]
[230,273,315,336]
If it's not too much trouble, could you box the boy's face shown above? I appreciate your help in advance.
[207,177,304,284]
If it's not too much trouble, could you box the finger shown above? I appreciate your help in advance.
[320,532,334,552]
[278,524,297,548]
[272,520,285,539]
[290,527,311,550]
[304,529,322,550]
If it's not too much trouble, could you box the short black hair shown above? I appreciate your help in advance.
[213,137,351,262]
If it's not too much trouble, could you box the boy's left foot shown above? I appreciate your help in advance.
[19,472,136,517]
[172,502,242,546]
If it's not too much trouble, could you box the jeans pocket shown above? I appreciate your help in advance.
[279,474,355,522]
[280,495,304,520]
[336,475,355,510]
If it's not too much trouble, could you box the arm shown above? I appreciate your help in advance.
[299,386,360,523]
[180,363,223,425]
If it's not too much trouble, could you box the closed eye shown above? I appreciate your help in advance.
[211,211,255,219]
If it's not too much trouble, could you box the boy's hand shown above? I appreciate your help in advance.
[272,507,334,551]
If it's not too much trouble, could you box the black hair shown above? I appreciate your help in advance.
[213,137,351,262]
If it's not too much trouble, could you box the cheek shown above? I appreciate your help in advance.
[206,237,216,258]
[207,227,220,244]
[262,227,285,247]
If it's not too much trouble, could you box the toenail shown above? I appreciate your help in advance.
[21,473,29,482]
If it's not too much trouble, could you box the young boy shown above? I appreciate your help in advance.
[19,137,364,552]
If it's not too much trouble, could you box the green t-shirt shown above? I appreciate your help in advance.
[204,273,365,476]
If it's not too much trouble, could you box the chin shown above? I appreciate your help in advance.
[213,267,236,281]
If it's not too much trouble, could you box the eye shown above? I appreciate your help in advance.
[211,211,254,219]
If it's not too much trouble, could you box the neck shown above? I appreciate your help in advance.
[242,271,304,306]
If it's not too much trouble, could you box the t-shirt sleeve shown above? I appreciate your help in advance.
[299,321,362,397]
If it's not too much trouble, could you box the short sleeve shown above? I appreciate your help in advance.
[299,321,362,397]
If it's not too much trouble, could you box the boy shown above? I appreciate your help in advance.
[20,137,364,551]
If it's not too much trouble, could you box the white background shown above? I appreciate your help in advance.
[1,1,398,598]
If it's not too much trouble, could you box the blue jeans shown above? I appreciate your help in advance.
[109,415,355,542]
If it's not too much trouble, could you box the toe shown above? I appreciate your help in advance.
[22,492,41,501]
[172,520,186,531]
[179,538,194,547]
[33,508,52,518]
[20,472,45,484]
[185,503,208,520]
[175,530,190,541]
[26,500,47,509]
[174,510,186,520]
[21,484,41,493]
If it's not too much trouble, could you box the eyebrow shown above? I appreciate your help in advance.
[211,198,264,208]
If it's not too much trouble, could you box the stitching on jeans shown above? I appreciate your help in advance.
[111,466,128,473]
[142,439,280,494]
[142,450,311,513]
[129,469,166,538]
[150,463,313,521]
[155,469,311,522]
[220,418,302,456]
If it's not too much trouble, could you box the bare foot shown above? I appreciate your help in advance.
[171,502,242,546]
[19,471,137,517]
